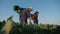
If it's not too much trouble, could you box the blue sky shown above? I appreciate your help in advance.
[0,0,60,25]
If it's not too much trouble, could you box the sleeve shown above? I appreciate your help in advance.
[27,11,30,18]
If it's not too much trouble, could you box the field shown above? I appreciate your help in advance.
[0,16,60,34]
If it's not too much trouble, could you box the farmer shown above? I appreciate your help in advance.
[31,11,39,25]
[20,7,33,24]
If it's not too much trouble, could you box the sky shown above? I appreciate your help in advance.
[0,0,60,25]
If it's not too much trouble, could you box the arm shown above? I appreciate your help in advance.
[27,11,30,18]
[17,10,21,14]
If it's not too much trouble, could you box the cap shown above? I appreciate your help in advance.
[35,11,39,13]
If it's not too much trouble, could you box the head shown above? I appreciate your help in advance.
[28,7,33,11]
[35,12,39,14]
[32,12,39,17]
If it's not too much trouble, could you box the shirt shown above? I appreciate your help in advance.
[20,8,30,19]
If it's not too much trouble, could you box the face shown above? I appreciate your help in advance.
[28,8,32,11]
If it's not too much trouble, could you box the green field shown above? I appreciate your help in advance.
[0,16,60,34]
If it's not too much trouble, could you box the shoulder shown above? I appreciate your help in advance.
[22,8,27,11]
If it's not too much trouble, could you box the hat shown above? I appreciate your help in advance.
[35,11,39,14]
[28,7,33,9]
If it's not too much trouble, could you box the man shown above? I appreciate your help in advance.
[31,11,39,25]
[20,7,33,24]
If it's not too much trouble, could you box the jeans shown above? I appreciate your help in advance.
[19,15,27,24]
[33,20,38,25]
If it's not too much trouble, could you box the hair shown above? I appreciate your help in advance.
[32,12,39,16]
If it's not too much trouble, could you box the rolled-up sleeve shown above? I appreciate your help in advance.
[27,11,30,18]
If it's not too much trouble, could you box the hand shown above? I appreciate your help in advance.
[28,18,31,22]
